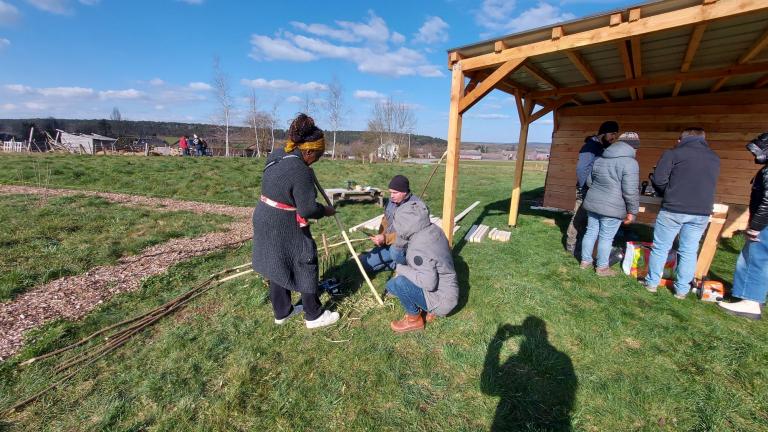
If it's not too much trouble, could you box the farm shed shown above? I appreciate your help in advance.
[440,0,768,244]
[57,130,117,155]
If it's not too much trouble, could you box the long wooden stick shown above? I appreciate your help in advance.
[419,151,448,198]
[312,174,384,306]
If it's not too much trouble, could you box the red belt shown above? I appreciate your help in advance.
[260,195,309,228]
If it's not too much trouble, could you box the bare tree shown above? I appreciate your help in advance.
[110,107,122,122]
[366,97,416,162]
[300,92,319,119]
[246,90,262,157]
[212,56,233,157]
[269,100,281,152]
[325,77,345,159]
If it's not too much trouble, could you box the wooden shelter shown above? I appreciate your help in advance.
[441,0,768,244]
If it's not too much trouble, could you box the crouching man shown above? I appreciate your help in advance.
[385,199,458,333]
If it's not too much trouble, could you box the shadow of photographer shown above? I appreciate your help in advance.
[481,317,577,431]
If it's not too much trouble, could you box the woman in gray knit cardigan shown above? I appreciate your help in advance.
[580,132,640,276]
[252,114,339,329]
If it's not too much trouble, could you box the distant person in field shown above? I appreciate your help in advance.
[566,121,619,257]
[192,134,203,156]
[359,175,422,275]
[385,198,458,333]
[251,113,340,329]
[644,127,720,298]
[179,135,190,156]
[200,138,209,156]
[580,132,640,276]
[718,132,768,320]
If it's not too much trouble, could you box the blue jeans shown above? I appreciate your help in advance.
[646,209,709,295]
[732,227,768,303]
[581,212,622,268]
[386,275,427,315]
[360,246,404,273]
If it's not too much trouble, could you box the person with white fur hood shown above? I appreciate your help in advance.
[385,199,459,333]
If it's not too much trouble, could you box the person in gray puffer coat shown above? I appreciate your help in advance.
[385,199,459,333]
[580,132,640,276]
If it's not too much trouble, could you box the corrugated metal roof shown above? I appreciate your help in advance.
[449,0,768,107]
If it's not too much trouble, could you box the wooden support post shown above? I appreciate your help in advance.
[695,205,729,280]
[441,63,465,245]
[508,92,533,227]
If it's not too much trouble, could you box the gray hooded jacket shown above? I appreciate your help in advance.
[393,200,459,316]
[582,141,640,219]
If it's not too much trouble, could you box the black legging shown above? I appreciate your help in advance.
[269,281,322,321]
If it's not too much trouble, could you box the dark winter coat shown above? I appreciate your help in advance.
[583,141,640,219]
[749,165,768,232]
[252,149,326,293]
[393,200,458,316]
[576,135,606,195]
[651,135,720,216]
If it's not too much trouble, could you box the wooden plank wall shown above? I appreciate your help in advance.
[543,89,768,236]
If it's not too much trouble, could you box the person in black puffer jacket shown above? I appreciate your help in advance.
[718,132,768,320]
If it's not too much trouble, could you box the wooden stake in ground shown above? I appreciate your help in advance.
[419,151,448,198]
[312,174,384,306]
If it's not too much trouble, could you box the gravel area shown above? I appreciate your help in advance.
[0,185,253,361]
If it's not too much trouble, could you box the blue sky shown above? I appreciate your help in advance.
[0,0,638,143]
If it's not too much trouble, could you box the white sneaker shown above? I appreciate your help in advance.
[274,304,303,325]
[718,300,762,320]
[305,310,340,329]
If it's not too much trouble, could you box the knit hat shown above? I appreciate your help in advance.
[619,131,640,149]
[598,121,619,135]
[388,175,410,193]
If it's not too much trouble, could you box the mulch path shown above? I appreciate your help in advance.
[0,185,254,361]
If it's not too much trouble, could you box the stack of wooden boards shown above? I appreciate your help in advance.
[464,224,511,243]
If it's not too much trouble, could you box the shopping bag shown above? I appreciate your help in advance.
[621,241,676,279]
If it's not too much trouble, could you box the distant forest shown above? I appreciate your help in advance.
[0,118,448,151]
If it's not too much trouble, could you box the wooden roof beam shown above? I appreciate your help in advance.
[755,74,768,89]
[529,96,574,123]
[617,40,636,100]
[630,36,644,99]
[530,61,768,98]
[565,50,611,102]
[521,62,559,89]
[458,0,768,72]
[458,58,526,114]
[710,26,768,92]
[673,23,707,96]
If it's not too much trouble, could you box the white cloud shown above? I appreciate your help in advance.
[475,0,575,34]
[25,0,71,14]
[24,102,47,110]
[188,81,212,90]
[290,21,358,43]
[413,16,449,44]
[99,88,144,99]
[38,86,94,97]
[0,103,15,110]
[4,84,32,93]
[149,78,165,86]
[249,12,443,78]
[155,104,165,110]
[0,37,8,49]
[241,78,328,92]
[354,90,386,100]
[249,34,316,62]
[285,95,302,103]
[0,1,20,25]
[468,113,513,119]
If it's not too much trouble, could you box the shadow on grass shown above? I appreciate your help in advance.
[481,317,577,432]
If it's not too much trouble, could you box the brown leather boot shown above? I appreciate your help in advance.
[424,312,437,323]
[390,313,424,333]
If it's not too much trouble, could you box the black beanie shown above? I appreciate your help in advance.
[388,175,410,193]
[598,121,619,135]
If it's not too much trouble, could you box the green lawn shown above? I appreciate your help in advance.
[0,193,233,301]
[0,153,766,431]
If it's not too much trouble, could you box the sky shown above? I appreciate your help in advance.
[0,0,639,143]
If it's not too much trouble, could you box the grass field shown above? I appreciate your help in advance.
[0,153,766,431]
[0,193,232,301]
